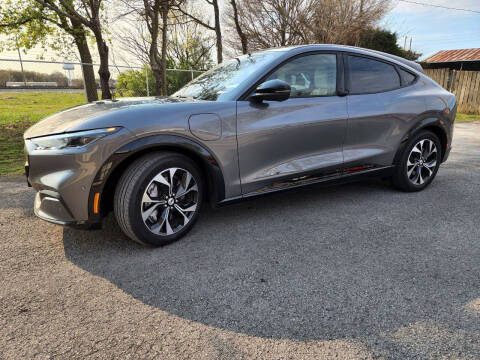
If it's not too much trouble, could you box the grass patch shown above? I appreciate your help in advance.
[456,113,480,123]
[0,92,87,176]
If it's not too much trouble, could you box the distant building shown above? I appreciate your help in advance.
[424,48,480,71]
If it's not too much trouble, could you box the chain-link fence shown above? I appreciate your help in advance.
[0,58,204,101]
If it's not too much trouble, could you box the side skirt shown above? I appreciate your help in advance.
[216,165,395,207]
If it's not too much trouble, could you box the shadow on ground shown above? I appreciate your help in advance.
[62,177,480,346]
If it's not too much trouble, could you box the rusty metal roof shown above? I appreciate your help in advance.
[425,49,480,63]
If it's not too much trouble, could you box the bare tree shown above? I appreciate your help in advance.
[228,0,248,54]
[175,0,223,63]
[143,0,165,95]
[67,18,98,101]
[115,16,151,65]
[117,0,182,96]
[224,0,391,54]
[308,0,391,45]
[34,0,113,99]
[224,0,309,53]
[168,11,215,70]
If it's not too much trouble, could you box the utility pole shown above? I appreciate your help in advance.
[409,37,412,51]
[404,36,407,50]
[16,36,27,86]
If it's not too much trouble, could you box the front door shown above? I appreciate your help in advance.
[236,52,348,195]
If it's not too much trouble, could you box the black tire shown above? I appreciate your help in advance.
[114,152,204,246]
[392,130,442,192]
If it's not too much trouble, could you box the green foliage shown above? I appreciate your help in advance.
[116,67,203,97]
[358,28,422,61]
[0,0,79,60]
[0,0,104,62]
[115,68,154,97]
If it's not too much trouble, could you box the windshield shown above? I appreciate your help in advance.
[173,51,284,101]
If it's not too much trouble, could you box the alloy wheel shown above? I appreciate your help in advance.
[141,167,199,236]
[406,139,438,185]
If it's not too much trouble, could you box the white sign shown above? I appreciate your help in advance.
[62,63,74,70]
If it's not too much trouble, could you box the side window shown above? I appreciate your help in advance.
[348,55,400,94]
[399,68,416,86]
[266,54,337,98]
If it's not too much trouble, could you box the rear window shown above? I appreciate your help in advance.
[348,55,401,94]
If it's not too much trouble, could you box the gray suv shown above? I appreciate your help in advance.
[24,45,456,246]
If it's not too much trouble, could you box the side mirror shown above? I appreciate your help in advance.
[249,79,291,102]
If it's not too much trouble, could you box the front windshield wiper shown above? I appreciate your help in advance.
[174,94,198,100]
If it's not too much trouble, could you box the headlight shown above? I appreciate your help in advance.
[30,127,120,150]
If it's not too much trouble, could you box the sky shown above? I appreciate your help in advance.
[0,0,479,75]
[384,0,480,59]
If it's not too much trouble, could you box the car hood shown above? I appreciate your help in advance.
[24,96,199,139]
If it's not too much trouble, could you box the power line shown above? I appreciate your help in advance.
[397,0,480,14]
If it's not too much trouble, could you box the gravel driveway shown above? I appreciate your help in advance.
[1,122,480,359]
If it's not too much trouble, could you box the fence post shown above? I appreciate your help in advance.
[191,69,194,81]
[145,67,150,96]
[451,70,456,93]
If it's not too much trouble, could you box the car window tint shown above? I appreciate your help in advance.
[399,68,416,85]
[266,54,337,97]
[348,56,400,94]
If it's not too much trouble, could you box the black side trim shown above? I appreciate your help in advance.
[88,134,226,221]
[218,165,395,206]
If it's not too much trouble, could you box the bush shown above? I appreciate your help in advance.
[115,68,153,97]
[115,67,202,97]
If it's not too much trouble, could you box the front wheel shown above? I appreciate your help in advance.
[392,131,442,192]
[114,152,204,246]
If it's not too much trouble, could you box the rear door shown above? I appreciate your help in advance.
[344,54,424,172]
[236,52,348,195]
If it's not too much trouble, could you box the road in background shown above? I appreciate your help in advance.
[0,88,85,93]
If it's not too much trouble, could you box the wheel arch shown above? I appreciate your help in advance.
[393,117,449,166]
[90,134,226,220]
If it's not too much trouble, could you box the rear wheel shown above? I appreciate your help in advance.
[392,131,441,192]
[114,152,203,246]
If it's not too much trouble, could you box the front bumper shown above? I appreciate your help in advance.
[25,127,133,227]
[34,190,75,225]
[33,190,103,229]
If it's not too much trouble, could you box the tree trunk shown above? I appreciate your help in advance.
[150,45,163,96]
[160,0,168,95]
[212,0,223,63]
[92,23,111,100]
[70,20,98,102]
[146,0,163,96]
[97,40,111,99]
[230,0,248,54]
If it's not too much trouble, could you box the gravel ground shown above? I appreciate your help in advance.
[1,122,480,360]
